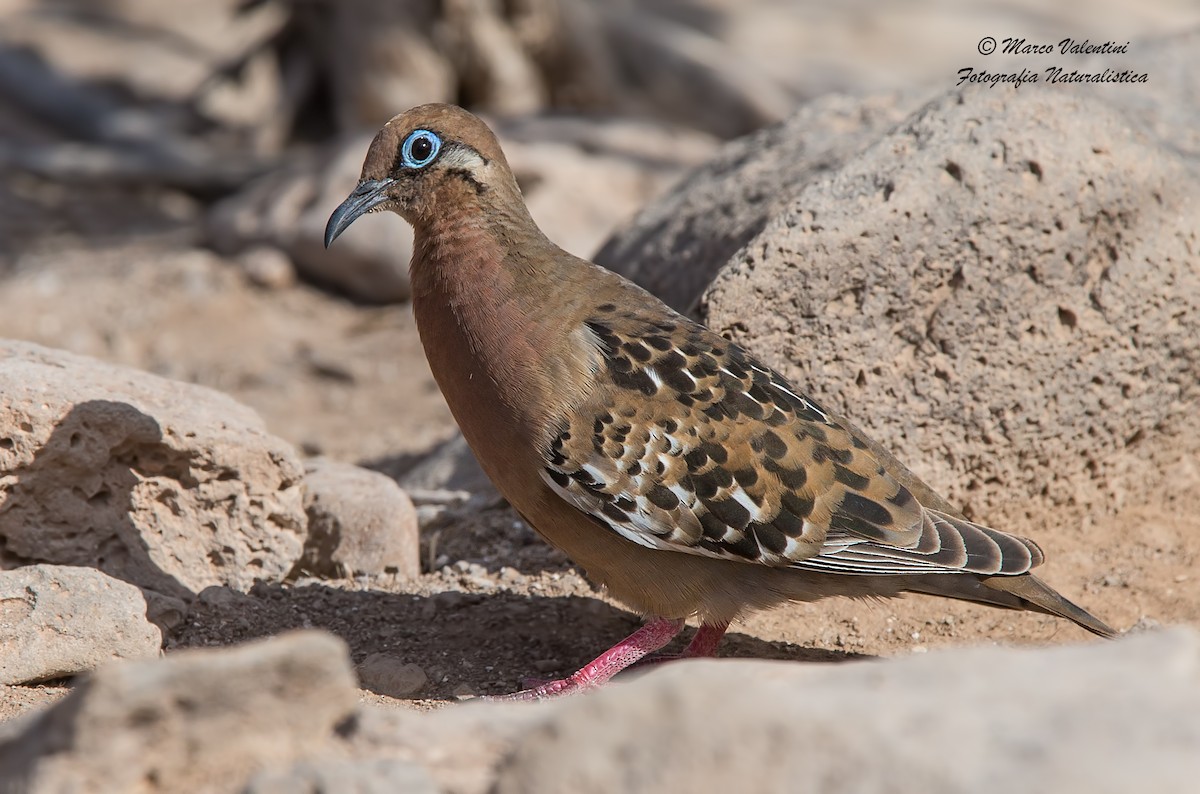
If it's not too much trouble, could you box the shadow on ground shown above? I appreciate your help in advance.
[174,584,866,700]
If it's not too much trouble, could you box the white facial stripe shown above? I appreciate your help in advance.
[439,146,486,171]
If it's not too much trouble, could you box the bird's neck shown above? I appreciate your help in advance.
[409,207,598,476]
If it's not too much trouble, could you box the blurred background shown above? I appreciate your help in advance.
[0,0,1195,470]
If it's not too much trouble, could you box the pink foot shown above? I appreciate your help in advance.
[481,617,685,702]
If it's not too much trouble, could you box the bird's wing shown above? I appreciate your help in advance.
[541,313,1042,576]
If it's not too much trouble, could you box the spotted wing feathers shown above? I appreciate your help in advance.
[542,311,1043,578]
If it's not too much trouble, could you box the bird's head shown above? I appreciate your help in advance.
[324,103,518,247]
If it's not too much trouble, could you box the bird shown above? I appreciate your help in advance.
[325,103,1116,701]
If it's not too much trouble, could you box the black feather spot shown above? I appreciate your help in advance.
[760,431,787,459]
[888,488,914,509]
[781,492,815,520]
[602,502,629,523]
[765,459,807,490]
[611,368,658,396]
[661,367,696,393]
[658,350,687,370]
[732,391,765,420]
[699,511,727,540]
[832,464,870,490]
[772,509,805,536]
[546,469,570,487]
[693,473,720,499]
[684,448,708,469]
[700,442,729,465]
[647,485,680,510]
[623,342,652,362]
[804,425,828,443]
[597,303,616,313]
[750,521,788,554]
[724,532,761,559]
[839,492,894,527]
[829,511,889,541]
[733,467,759,487]
[644,335,673,351]
[705,497,751,530]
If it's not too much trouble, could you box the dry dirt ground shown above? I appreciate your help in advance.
[0,225,1194,720]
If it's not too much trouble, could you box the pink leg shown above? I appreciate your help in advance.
[630,621,730,670]
[680,621,729,657]
[483,617,685,702]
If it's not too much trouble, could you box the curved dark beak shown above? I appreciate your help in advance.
[324,178,396,248]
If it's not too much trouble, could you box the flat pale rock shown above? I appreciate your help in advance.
[0,340,307,600]
[300,458,419,580]
[492,629,1200,794]
[243,758,439,794]
[0,565,161,684]
[0,630,359,793]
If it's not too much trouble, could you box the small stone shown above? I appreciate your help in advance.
[299,458,420,581]
[357,653,428,698]
[236,246,296,289]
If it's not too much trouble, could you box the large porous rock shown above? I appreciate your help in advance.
[0,340,307,601]
[701,86,1200,527]
[492,629,1200,793]
[594,89,931,312]
[0,631,358,793]
[0,565,161,685]
[298,458,420,580]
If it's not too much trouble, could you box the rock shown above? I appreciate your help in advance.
[207,133,414,304]
[243,758,439,794]
[701,86,1200,525]
[496,114,717,260]
[0,340,307,600]
[356,653,428,699]
[299,458,420,580]
[235,246,297,290]
[601,7,795,139]
[0,631,359,793]
[398,434,497,502]
[0,565,161,684]
[493,629,1200,793]
[595,89,930,312]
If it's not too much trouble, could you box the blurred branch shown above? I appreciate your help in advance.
[0,47,267,194]
[0,142,263,194]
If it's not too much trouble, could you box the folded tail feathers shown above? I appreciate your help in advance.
[908,572,1117,639]
[982,573,1118,639]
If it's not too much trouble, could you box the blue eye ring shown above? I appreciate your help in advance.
[401,129,442,169]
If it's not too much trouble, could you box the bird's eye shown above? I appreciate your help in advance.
[401,129,441,169]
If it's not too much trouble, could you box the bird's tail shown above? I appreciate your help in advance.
[908,573,1118,639]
